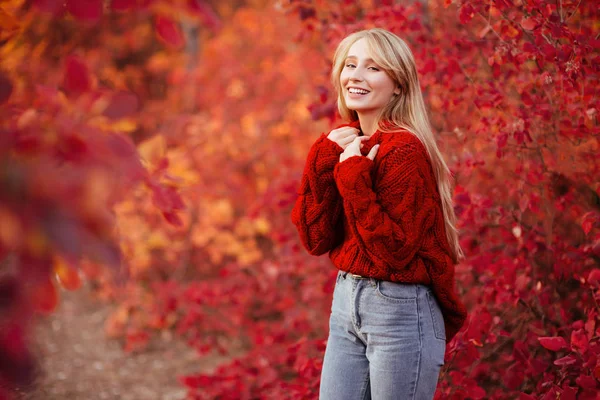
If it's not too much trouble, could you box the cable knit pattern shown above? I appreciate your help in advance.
[290,132,346,255]
[291,123,467,342]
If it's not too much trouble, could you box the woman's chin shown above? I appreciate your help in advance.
[345,100,366,110]
[346,104,370,113]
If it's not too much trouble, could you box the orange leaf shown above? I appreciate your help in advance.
[105,306,129,338]
[138,134,166,167]
[53,256,82,291]
[520,17,537,31]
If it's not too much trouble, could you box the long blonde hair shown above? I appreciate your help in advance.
[331,28,465,264]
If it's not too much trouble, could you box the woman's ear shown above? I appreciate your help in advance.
[393,85,401,95]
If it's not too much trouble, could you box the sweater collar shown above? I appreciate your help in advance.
[347,119,382,143]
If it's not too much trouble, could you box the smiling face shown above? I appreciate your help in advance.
[340,38,400,118]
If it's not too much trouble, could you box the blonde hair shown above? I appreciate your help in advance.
[331,28,465,264]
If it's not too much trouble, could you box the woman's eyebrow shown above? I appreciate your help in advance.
[345,55,376,63]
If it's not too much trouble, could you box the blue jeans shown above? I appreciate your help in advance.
[319,270,446,399]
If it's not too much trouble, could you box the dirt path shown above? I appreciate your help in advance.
[12,284,230,400]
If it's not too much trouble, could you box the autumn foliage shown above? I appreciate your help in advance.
[0,0,599,399]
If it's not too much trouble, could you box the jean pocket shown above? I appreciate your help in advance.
[336,270,345,284]
[426,291,446,341]
[375,280,417,302]
[332,271,343,299]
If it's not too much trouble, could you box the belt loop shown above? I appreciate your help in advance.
[342,271,349,279]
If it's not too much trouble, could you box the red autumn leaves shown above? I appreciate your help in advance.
[63,56,92,95]
[33,0,147,19]
[34,0,104,20]
[538,327,600,386]
[32,0,219,49]
[155,16,185,49]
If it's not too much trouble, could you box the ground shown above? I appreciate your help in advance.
[11,285,231,400]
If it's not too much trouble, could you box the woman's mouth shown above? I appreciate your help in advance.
[347,88,370,99]
[348,88,370,95]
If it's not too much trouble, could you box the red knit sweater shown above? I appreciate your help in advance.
[291,121,467,342]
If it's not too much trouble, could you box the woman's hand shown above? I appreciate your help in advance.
[326,126,361,149]
[339,136,379,163]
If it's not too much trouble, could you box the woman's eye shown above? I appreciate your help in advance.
[369,67,380,71]
[345,63,356,68]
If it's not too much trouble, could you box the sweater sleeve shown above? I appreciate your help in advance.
[332,142,437,272]
[291,133,345,255]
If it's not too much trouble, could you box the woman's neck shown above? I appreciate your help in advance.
[357,113,378,136]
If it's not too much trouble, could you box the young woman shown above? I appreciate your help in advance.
[291,28,468,399]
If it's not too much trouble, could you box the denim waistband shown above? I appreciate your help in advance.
[338,270,432,293]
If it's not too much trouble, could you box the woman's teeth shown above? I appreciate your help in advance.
[349,88,369,94]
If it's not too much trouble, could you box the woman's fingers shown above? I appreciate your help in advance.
[346,136,370,153]
[344,134,370,146]
[337,128,362,148]
[329,126,378,150]
[333,127,359,138]
[339,136,375,162]
[352,135,371,147]
[366,144,380,160]
[340,135,360,147]
[328,127,361,149]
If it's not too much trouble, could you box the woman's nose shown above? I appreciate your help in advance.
[349,67,364,81]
